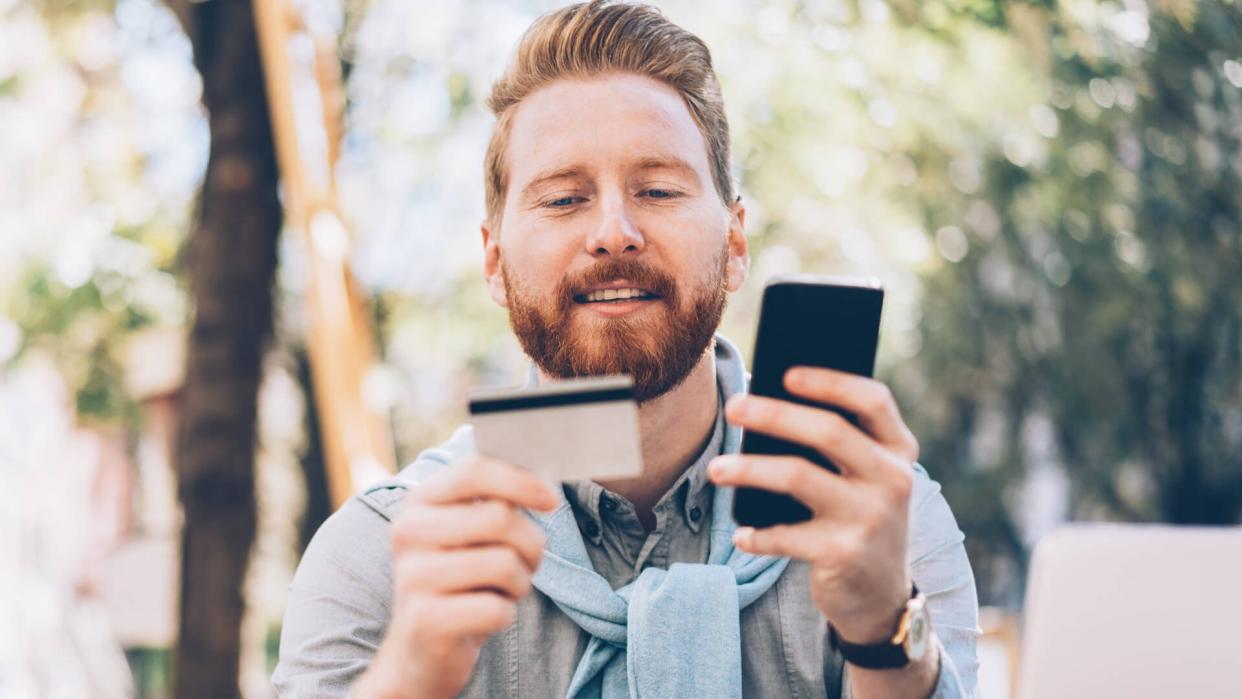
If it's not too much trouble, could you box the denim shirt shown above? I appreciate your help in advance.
[273,336,981,697]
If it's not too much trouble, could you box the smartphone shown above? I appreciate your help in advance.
[731,275,885,528]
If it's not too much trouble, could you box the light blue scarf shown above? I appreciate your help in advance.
[529,336,791,698]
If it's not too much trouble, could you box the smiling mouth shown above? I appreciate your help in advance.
[573,288,662,304]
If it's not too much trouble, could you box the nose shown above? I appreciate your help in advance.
[585,193,645,257]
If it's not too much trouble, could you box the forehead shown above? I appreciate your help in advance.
[504,72,712,187]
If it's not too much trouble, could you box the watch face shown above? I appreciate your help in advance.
[905,601,931,662]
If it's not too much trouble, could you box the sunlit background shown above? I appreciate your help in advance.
[2,0,1240,696]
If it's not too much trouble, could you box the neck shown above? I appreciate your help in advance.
[596,346,719,531]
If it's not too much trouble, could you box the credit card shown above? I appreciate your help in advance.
[468,374,643,482]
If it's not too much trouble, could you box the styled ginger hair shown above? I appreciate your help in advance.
[483,0,735,227]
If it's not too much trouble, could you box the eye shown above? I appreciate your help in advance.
[642,188,680,200]
[545,196,582,208]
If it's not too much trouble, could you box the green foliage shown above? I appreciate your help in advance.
[5,261,162,425]
[27,0,118,18]
[902,0,1242,603]
[2,0,198,427]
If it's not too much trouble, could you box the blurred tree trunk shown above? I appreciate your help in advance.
[167,0,281,696]
[295,345,332,553]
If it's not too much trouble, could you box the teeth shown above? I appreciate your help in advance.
[584,288,650,302]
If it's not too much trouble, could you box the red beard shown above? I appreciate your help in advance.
[503,253,727,403]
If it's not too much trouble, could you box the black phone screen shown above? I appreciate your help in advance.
[731,276,884,528]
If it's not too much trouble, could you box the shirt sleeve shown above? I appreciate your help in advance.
[841,463,981,699]
[908,463,981,698]
[272,433,463,697]
[271,494,399,698]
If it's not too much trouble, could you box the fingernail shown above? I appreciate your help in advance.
[726,395,747,417]
[733,527,754,548]
[541,482,560,507]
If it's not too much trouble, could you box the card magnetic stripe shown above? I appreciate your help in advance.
[468,387,635,415]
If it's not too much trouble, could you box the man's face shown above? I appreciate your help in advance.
[482,73,748,402]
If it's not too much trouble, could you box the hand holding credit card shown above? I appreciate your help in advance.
[468,375,644,482]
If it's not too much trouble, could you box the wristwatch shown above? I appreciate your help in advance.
[829,584,931,670]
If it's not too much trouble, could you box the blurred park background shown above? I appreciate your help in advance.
[1,0,1240,696]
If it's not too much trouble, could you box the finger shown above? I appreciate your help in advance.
[725,394,893,480]
[731,522,829,561]
[393,500,546,571]
[707,454,857,515]
[783,368,918,460]
[396,547,533,600]
[405,591,517,639]
[412,456,560,511]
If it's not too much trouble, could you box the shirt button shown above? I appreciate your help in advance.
[600,496,617,514]
[689,506,702,523]
[584,520,600,539]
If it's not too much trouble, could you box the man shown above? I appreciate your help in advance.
[274,2,980,697]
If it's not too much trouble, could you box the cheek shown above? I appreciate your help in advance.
[502,230,574,294]
[673,217,730,283]
[645,205,715,248]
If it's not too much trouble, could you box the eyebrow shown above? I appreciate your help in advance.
[520,167,587,201]
[632,156,700,181]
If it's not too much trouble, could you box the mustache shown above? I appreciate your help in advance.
[559,258,678,303]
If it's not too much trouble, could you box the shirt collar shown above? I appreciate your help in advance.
[676,390,724,532]
[681,334,749,529]
[564,478,608,544]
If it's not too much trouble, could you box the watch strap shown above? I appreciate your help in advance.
[828,583,920,670]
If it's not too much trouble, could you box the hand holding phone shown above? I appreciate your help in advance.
[713,276,925,648]
[731,275,884,528]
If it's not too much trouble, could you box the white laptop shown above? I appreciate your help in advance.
[1016,524,1242,699]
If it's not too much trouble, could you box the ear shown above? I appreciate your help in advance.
[724,197,749,293]
[481,221,509,308]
